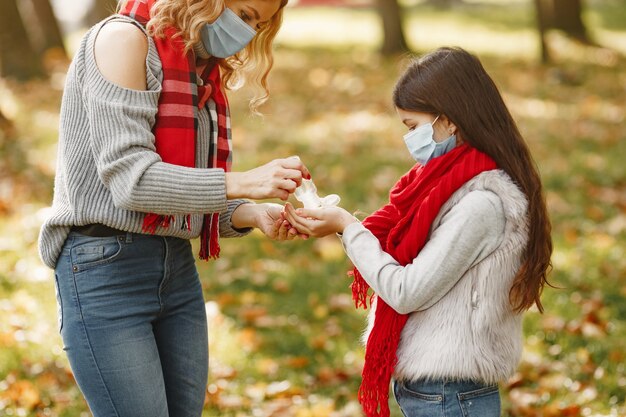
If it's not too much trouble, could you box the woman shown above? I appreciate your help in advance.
[284,47,553,417]
[38,0,306,416]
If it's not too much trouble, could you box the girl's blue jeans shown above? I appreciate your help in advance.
[54,231,208,417]
[393,378,501,417]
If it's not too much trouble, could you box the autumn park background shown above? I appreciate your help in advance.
[1,0,625,416]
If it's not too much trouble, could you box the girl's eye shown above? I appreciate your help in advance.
[408,126,416,131]
[240,11,250,21]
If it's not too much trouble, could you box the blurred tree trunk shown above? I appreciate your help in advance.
[0,0,46,80]
[538,0,591,43]
[86,0,119,26]
[377,0,408,55]
[534,0,592,63]
[534,0,550,63]
[20,0,67,58]
[551,0,589,42]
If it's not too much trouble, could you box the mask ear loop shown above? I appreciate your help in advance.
[432,114,441,126]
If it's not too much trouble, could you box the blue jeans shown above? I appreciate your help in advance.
[393,378,501,417]
[54,232,208,417]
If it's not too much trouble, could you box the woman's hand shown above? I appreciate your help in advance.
[232,203,308,241]
[225,158,311,201]
[257,203,309,241]
[283,203,358,238]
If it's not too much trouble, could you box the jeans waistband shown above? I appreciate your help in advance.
[398,378,497,392]
[71,224,126,237]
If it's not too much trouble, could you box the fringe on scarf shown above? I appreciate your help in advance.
[199,212,221,260]
[358,297,406,417]
[350,268,373,309]
[142,213,173,234]
[351,267,401,417]
[143,213,219,260]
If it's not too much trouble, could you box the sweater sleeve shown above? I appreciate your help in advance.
[219,199,254,238]
[83,27,228,216]
[340,190,506,314]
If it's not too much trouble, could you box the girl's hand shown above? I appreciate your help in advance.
[283,203,358,238]
[225,158,311,201]
[257,203,308,241]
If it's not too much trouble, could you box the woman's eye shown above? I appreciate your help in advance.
[240,11,250,21]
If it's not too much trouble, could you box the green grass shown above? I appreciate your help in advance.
[1,3,625,416]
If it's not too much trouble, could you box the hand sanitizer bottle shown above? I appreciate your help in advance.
[291,156,341,209]
[294,178,341,209]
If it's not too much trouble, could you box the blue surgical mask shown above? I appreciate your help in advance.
[200,8,256,59]
[403,115,457,165]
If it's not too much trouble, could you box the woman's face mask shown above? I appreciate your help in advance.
[402,114,457,165]
[200,8,256,58]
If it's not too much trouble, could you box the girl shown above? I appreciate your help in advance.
[39,0,307,416]
[285,47,552,417]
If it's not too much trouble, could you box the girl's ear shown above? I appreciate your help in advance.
[442,115,457,135]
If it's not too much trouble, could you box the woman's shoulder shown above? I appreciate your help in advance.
[93,19,150,90]
[72,15,162,96]
[97,19,149,49]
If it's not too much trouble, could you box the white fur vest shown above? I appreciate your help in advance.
[362,169,530,384]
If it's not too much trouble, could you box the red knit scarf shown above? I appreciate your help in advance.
[120,0,232,260]
[351,144,497,417]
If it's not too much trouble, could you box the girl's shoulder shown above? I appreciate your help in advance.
[465,169,528,224]
[434,169,528,235]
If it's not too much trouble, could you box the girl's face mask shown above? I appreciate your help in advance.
[403,114,457,165]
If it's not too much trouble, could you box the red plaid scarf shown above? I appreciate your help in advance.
[120,0,232,260]
[350,144,497,417]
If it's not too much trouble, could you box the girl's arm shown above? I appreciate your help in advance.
[285,191,505,314]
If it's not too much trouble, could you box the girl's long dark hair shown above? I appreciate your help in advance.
[393,47,552,313]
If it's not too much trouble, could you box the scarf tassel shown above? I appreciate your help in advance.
[142,213,173,234]
[199,213,220,260]
[350,268,373,309]
[143,213,219,260]
[358,303,407,417]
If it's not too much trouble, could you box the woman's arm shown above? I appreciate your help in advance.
[90,22,228,214]
[225,158,311,201]
[90,23,309,215]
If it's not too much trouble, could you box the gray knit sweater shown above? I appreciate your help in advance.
[38,16,251,269]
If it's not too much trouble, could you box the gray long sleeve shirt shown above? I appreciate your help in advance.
[341,189,505,314]
[38,16,250,269]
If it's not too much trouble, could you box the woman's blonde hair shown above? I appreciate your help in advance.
[119,0,287,113]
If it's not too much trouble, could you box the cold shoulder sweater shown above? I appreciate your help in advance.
[39,16,250,269]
